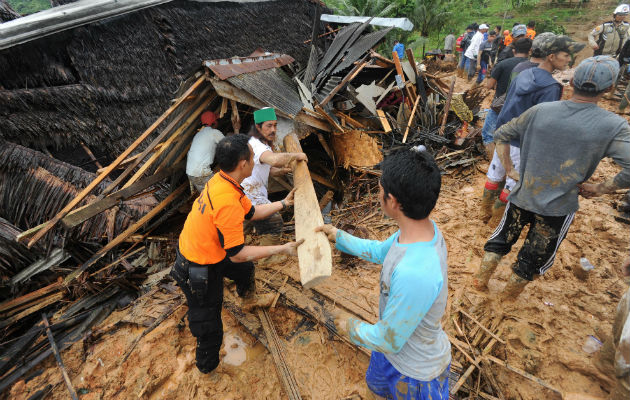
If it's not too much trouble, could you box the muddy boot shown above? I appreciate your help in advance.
[480,184,500,224]
[456,67,464,78]
[487,197,507,227]
[472,252,503,290]
[501,273,528,300]
[241,292,276,311]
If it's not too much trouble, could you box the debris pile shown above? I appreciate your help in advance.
[0,19,490,397]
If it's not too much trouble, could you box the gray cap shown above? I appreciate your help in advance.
[512,24,527,37]
[573,56,620,92]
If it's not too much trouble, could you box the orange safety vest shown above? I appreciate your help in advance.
[178,171,254,265]
[504,34,513,46]
[526,28,536,40]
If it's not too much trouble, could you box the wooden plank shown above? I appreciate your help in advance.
[439,76,457,136]
[26,75,206,248]
[314,105,343,132]
[42,314,79,400]
[64,183,188,284]
[123,94,214,189]
[392,51,405,78]
[319,57,370,107]
[230,99,241,133]
[0,281,62,314]
[283,134,332,288]
[376,109,391,133]
[100,85,212,197]
[402,94,421,143]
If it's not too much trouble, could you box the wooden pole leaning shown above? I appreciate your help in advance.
[283,133,332,288]
[26,75,206,248]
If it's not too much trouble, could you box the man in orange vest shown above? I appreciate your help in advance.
[526,20,536,39]
[171,133,303,374]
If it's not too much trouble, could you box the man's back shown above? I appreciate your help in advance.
[444,34,455,51]
[497,101,630,215]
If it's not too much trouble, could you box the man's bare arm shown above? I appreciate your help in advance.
[259,151,308,168]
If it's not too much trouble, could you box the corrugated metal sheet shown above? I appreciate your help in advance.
[204,53,295,80]
[313,76,341,104]
[314,23,360,77]
[332,27,392,74]
[228,68,303,117]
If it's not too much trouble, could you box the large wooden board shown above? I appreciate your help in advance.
[283,133,332,288]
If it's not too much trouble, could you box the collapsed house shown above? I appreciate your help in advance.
[0,1,493,397]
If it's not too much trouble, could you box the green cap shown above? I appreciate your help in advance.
[253,107,277,124]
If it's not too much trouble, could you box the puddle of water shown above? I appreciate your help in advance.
[223,334,247,366]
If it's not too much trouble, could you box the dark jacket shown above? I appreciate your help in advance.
[495,67,562,146]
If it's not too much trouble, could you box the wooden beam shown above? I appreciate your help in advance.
[283,134,332,288]
[314,105,343,132]
[439,76,457,136]
[99,85,212,197]
[230,99,241,133]
[485,355,563,397]
[123,94,213,189]
[402,94,421,143]
[26,75,206,248]
[64,183,188,284]
[376,109,391,133]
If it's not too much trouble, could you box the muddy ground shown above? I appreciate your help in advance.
[7,9,630,398]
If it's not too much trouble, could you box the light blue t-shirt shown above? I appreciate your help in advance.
[393,42,405,60]
[336,221,451,381]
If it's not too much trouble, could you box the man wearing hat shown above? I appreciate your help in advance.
[589,4,630,57]
[186,111,224,193]
[481,34,584,226]
[464,24,489,81]
[472,56,630,300]
[497,24,528,63]
[242,107,307,234]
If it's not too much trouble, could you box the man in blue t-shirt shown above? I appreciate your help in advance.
[317,148,451,400]
[393,40,405,60]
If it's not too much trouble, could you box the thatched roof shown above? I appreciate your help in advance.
[0,0,19,22]
[0,0,321,158]
[0,140,154,241]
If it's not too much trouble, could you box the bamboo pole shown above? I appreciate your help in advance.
[42,314,79,400]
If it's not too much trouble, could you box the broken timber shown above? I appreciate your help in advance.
[283,133,332,288]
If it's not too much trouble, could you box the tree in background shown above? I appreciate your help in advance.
[325,0,410,18]
[407,0,453,56]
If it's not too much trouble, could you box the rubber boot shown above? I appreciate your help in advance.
[501,273,528,300]
[472,252,503,290]
[480,185,500,224]
[487,195,507,227]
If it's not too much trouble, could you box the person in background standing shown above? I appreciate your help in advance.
[457,26,474,77]
[393,40,405,60]
[444,30,455,54]
[465,24,489,81]
[526,20,536,39]
[186,111,224,193]
[497,24,527,63]
[476,30,497,84]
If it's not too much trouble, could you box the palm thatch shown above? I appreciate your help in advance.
[0,0,321,158]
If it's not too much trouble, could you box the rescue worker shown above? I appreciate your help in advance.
[171,133,304,374]
[242,108,307,234]
[589,4,630,57]
[186,111,223,193]
[526,20,536,40]
[497,24,527,63]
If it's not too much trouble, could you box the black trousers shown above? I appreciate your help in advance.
[170,249,254,373]
[484,202,575,281]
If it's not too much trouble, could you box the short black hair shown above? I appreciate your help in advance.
[513,37,533,54]
[513,22,519,27]
[380,149,441,220]
[496,25,502,31]
[488,30,497,37]
[527,20,535,28]
[215,134,251,172]
[394,40,399,43]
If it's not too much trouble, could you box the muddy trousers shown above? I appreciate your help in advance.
[484,202,575,281]
[170,249,255,373]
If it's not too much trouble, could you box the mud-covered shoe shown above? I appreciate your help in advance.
[501,273,528,300]
[241,293,276,311]
[472,252,502,290]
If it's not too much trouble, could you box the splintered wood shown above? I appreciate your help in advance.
[283,133,332,288]
[331,130,383,168]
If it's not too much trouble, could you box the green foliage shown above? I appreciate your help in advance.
[324,0,409,17]
[7,0,51,15]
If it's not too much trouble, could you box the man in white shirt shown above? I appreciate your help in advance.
[465,24,489,81]
[186,111,224,193]
[242,108,307,234]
